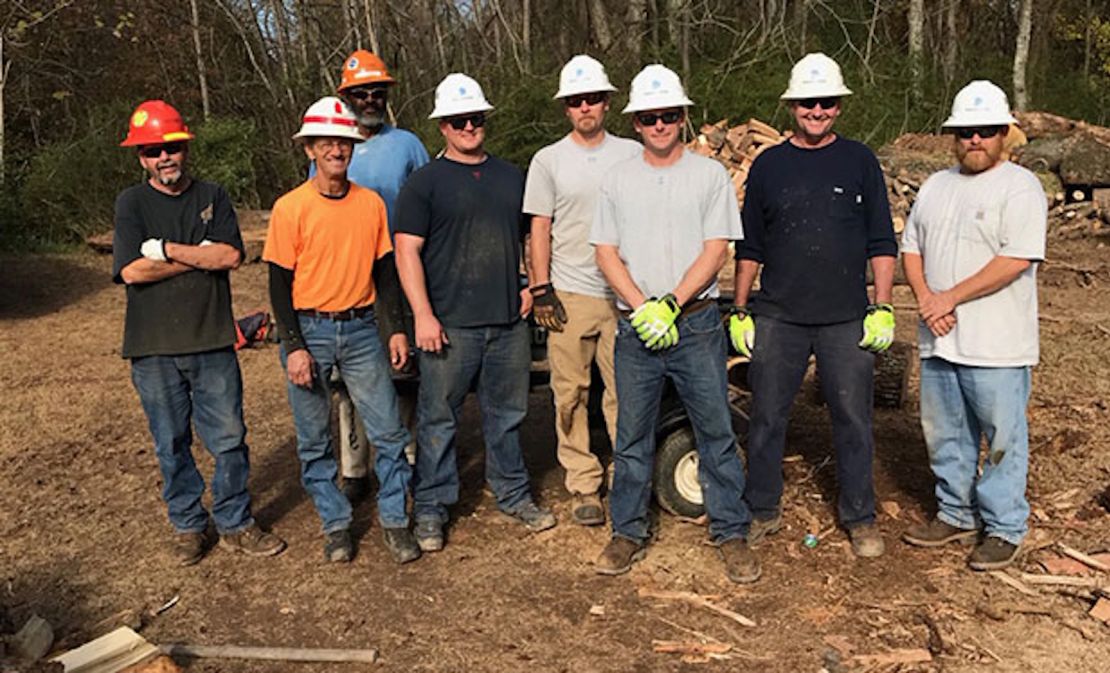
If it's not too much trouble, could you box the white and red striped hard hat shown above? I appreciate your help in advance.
[293,96,364,141]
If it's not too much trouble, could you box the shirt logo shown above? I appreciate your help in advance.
[200,203,213,225]
[471,170,482,181]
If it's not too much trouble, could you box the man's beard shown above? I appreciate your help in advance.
[157,165,184,186]
[358,109,386,128]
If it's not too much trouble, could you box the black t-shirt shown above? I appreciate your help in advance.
[393,155,526,328]
[112,180,245,358]
[735,137,897,325]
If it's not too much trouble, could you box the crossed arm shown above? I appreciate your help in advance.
[119,241,241,285]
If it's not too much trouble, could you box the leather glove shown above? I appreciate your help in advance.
[140,238,168,261]
[630,294,681,350]
[529,283,567,332]
[859,303,895,352]
[728,305,755,357]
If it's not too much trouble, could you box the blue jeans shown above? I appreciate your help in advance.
[611,306,751,544]
[130,348,254,535]
[412,320,534,524]
[919,357,1031,545]
[280,311,412,532]
[746,316,876,527]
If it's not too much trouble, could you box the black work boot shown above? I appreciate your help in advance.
[594,537,646,576]
[324,529,353,563]
[903,517,979,547]
[719,538,761,584]
[969,536,1020,571]
[383,527,421,564]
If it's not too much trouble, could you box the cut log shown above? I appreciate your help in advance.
[747,118,780,138]
[159,644,379,664]
[852,648,933,665]
[1058,132,1110,186]
[638,587,757,627]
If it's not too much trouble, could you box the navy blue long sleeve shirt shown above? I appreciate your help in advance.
[735,137,897,325]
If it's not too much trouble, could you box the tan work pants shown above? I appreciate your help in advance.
[547,290,619,495]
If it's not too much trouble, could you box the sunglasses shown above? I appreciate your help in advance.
[447,113,487,130]
[346,87,388,102]
[139,142,185,158]
[635,110,683,126]
[796,97,840,110]
[564,92,608,108]
[954,126,1003,140]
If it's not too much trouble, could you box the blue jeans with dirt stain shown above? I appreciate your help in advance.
[130,348,255,535]
[412,320,535,525]
[609,306,751,544]
[745,316,877,528]
[280,311,412,533]
[919,357,1031,545]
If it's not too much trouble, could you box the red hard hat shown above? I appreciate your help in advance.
[120,100,195,147]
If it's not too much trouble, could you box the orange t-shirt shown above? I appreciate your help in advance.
[263,181,393,311]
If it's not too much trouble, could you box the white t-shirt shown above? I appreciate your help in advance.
[590,150,743,309]
[901,161,1046,366]
[523,132,642,298]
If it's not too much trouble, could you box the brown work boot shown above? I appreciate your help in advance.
[172,529,213,567]
[594,537,646,576]
[968,536,1021,571]
[719,538,761,584]
[747,513,783,548]
[571,493,606,526]
[902,517,979,548]
[848,523,885,558]
[219,524,287,557]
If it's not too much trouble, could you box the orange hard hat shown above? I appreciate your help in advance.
[338,50,396,91]
[120,100,194,147]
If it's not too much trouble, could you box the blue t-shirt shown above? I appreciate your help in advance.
[735,137,897,325]
[309,124,429,232]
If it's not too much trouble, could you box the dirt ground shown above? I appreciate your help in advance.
[1,232,1109,672]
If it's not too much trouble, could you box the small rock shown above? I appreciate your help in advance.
[589,604,605,616]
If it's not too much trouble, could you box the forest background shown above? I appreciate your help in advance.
[1,0,1108,250]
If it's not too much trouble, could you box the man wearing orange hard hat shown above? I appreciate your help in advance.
[327,50,430,504]
[113,100,286,567]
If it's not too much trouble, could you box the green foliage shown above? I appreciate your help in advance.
[190,117,260,207]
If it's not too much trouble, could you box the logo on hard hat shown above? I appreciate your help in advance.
[459,87,467,95]
[347,57,359,70]
[334,101,343,114]
[651,80,661,89]
[132,110,149,128]
[575,68,584,77]
[973,97,983,106]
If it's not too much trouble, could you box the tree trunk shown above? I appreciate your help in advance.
[362,0,381,54]
[908,0,924,105]
[523,0,531,63]
[943,0,959,86]
[189,0,211,121]
[1013,0,1033,111]
[793,0,809,55]
[588,0,613,51]
[625,0,647,61]
[1083,0,1092,80]
[0,35,6,185]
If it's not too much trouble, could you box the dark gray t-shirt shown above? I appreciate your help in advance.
[393,155,526,328]
[112,180,245,358]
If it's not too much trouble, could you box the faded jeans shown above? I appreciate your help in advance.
[919,357,1031,545]
[130,348,255,535]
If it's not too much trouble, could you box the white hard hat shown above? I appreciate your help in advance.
[942,80,1018,128]
[292,96,364,141]
[554,55,617,99]
[622,64,695,114]
[429,73,495,119]
[780,53,853,100]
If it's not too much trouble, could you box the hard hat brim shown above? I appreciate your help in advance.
[292,126,366,142]
[428,101,495,120]
[120,130,195,147]
[553,83,618,100]
[780,85,853,100]
[337,76,397,93]
[622,97,695,114]
[942,113,1019,128]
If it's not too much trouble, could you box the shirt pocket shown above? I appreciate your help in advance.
[954,202,1002,279]
[828,186,864,220]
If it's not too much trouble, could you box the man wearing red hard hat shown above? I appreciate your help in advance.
[113,100,286,566]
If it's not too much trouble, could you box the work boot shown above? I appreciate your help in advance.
[848,523,885,558]
[594,537,646,576]
[968,536,1021,571]
[747,513,783,548]
[172,529,213,567]
[571,493,605,527]
[719,538,761,584]
[341,477,370,504]
[382,527,421,564]
[219,524,286,557]
[415,519,444,553]
[324,529,353,563]
[902,517,979,548]
[504,501,557,532]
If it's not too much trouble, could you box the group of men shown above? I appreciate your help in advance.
[113,49,1045,581]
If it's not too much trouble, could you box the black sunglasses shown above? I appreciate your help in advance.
[139,142,185,158]
[635,110,683,126]
[564,92,608,108]
[796,97,840,110]
[346,87,388,102]
[954,126,1003,140]
[447,113,487,130]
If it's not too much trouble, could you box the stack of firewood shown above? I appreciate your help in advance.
[688,118,789,208]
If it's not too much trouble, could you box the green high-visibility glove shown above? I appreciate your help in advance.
[630,294,681,350]
[859,303,895,352]
[728,305,755,357]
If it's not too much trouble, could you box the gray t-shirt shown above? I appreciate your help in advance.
[523,132,642,298]
[901,161,1046,366]
[590,150,743,309]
